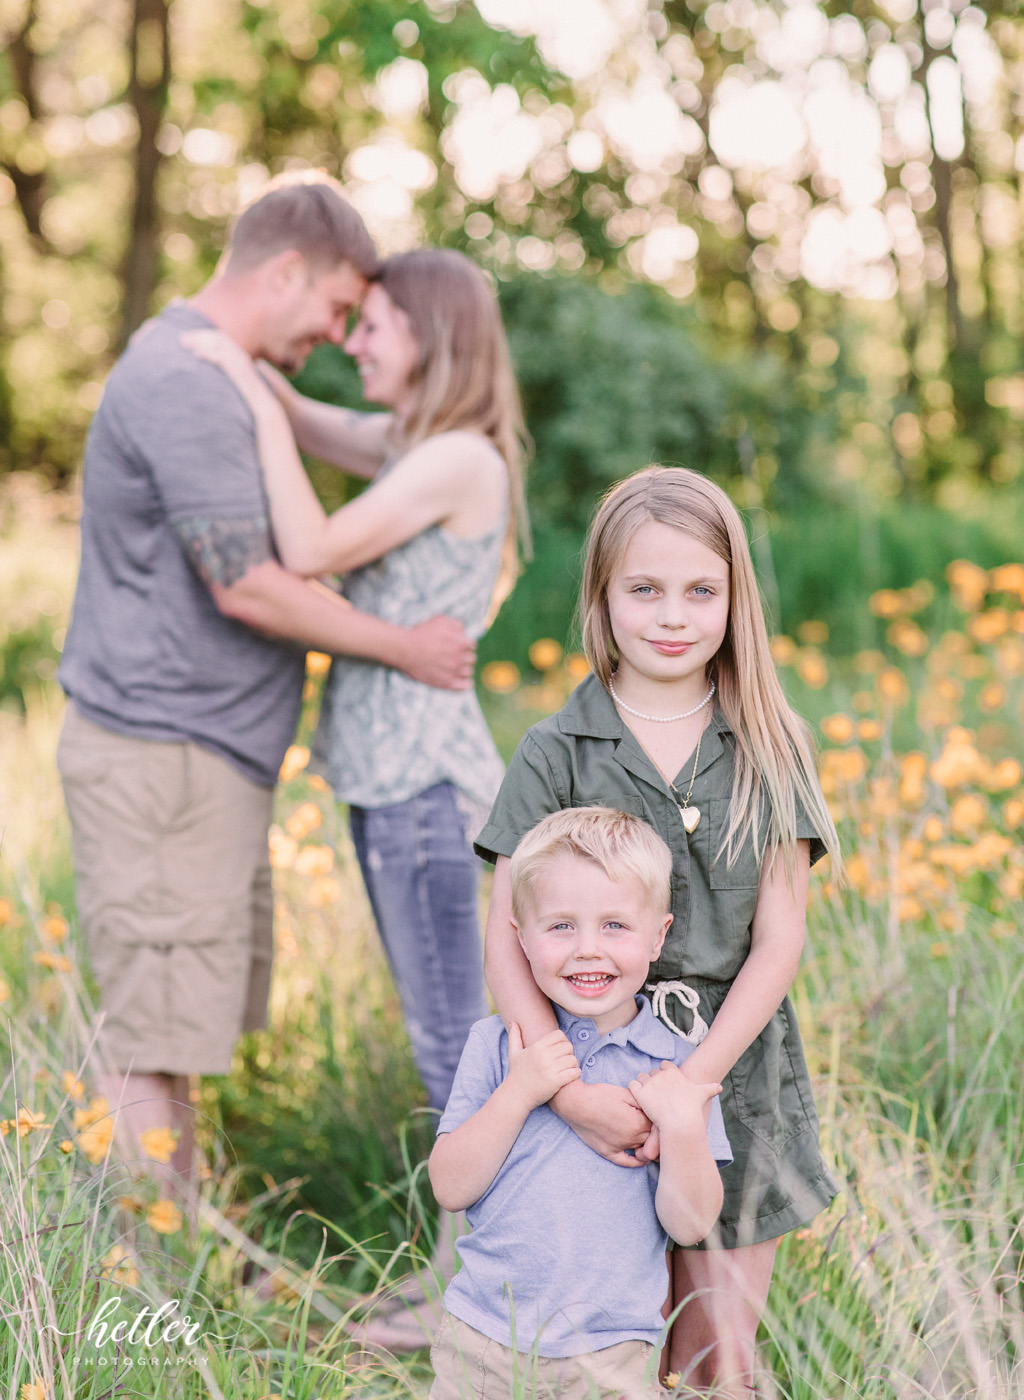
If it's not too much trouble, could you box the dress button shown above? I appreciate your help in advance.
[585,1056,596,1067]
[576,1029,590,1041]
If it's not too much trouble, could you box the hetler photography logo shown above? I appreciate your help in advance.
[58,1295,217,1369]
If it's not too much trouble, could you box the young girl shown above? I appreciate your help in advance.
[478,466,840,1397]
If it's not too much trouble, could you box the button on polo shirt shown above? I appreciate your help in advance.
[438,999,731,1359]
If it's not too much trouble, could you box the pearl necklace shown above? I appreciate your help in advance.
[607,676,716,724]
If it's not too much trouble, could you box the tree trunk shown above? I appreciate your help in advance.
[117,0,171,351]
[1,0,51,249]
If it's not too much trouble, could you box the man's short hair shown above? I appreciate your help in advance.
[509,806,672,923]
[226,170,377,277]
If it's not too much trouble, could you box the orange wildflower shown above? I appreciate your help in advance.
[482,661,520,693]
[529,638,563,671]
[278,744,310,784]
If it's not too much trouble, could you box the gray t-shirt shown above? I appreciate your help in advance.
[59,302,304,788]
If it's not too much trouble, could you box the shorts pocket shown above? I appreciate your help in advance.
[727,1003,812,1150]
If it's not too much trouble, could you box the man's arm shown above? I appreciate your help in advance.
[173,516,474,690]
[428,1024,580,1212]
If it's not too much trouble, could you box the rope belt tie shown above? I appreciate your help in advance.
[646,980,710,1046]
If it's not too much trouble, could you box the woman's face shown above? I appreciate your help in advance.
[344,283,421,412]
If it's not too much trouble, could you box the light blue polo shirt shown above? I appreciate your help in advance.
[437,997,732,1359]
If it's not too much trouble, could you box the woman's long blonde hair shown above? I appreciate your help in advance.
[580,466,841,878]
[374,248,531,615]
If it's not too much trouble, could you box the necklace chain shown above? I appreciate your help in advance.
[607,676,716,724]
[619,699,712,819]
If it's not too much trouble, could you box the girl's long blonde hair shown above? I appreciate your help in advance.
[374,248,531,615]
[580,466,841,878]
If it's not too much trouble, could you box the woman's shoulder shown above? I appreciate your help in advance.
[399,428,505,473]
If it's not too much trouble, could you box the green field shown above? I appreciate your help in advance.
[1,476,1022,1398]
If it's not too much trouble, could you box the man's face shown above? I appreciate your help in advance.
[260,258,366,373]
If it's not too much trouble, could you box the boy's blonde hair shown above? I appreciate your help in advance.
[374,248,531,619]
[509,806,672,923]
[579,466,841,879]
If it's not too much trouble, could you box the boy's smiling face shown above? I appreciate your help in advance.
[514,854,672,1035]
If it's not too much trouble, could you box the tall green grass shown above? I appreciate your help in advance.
[1,477,1021,1397]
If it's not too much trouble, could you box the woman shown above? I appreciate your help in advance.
[186,249,529,1122]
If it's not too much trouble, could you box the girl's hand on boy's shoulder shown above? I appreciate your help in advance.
[504,1023,580,1111]
[628,1062,722,1136]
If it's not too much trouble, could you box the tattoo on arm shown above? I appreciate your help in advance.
[173,515,274,588]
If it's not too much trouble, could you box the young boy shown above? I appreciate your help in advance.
[428,806,732,1400]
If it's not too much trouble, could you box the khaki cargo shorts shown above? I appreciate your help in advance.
[429,1313,659,1400]
[57,705,274,1076]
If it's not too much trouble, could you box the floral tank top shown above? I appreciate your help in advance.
[313,456,507,837]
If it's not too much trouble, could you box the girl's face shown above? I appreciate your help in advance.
[344,284,421,412]
[606,520,730,693]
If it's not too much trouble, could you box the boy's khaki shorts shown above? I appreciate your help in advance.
[58,705,274,1076]
[429,1313,659,1400]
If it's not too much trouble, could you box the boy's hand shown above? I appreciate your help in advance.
[505,1023,581,1111]
[628,1062,722,1138]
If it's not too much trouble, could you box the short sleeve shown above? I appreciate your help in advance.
[436,1019,505,1136]
[117,355,268,523]
[474,732,566,863]
[794,787,828,868]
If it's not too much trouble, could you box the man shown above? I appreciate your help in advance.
[57,171,474,1180]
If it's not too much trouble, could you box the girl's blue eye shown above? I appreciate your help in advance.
[693,586,713,597]
[632,584,654,595]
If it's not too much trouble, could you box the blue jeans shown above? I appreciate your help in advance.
[349,783,487,1112]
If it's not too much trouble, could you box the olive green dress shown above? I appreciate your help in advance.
[475,674,838,1249]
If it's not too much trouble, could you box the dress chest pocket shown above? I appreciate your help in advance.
[708,798,762,890]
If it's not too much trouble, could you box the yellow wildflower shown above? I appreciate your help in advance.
[877,667,909,704]
[284,802,323,840]
[529,638,563,671]
[308,876,341,907]
[796,650,828,689]
[978,682,1006,712]
[0,898,13,927]
[58,1140,73,1154]
[0,979,10,1005]
[798,620,829,644]
[62,1072,85,1101]
[278,744,310,784]
[147,1198,184,1235]
[988,562,1024,599]
[769,635,796,665]
[481,660,520,693]
[968,609,1010,644]
[268,828,298,870]
[100,1245,139,1287]
[930,729,983,788]
[923,815,944,843]
[293,845,334,877]
[73,1096,109,1129]
[1003,798,1024,827]
[946,559,988,611]
[887,619,928,657]
[949,794,987,835]
[20,1378,47,1400]
[305,650,331,678]
[821,714,855,745]
[76,1116,114,1165]
[139,1126,179,1164]
[869,589,904,619]
[565,652,591,681]
[42,914,68,943]
[857,719,883,742]
[31,952,71,973]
